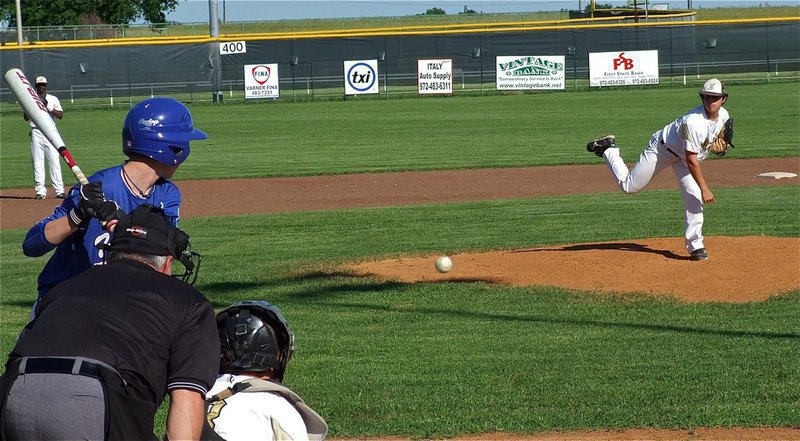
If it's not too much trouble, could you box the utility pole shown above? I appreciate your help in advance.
[209,0,223,103]
[15,0,24,70]
[14,0,22,45]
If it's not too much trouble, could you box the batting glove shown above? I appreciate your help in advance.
[68,182,105,226]
[95,200,125,225]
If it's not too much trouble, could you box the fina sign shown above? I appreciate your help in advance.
[244,64,279,99]
[344,60,379,95]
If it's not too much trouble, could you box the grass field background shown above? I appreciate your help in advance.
[1,82,799,189]
[40,5,800,38]
[1,82,799,437]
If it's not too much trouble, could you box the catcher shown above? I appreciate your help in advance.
[586,78,734,260]
[204,301,328,441]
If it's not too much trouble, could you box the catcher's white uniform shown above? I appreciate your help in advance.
[206,374,327,441]
[29,93,64,198]
[602,104,731,254]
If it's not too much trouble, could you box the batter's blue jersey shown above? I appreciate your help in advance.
[23,164,182,299]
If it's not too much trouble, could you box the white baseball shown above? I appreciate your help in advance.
[435,256,453,273]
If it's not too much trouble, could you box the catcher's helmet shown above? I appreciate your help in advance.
[217,301,295,381]
[122,97,207,166]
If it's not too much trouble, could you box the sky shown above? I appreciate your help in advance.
[166,0,798,23]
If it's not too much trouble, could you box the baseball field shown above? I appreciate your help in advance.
[1,81,799,439]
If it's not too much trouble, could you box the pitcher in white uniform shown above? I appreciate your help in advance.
[24,76,65,200]
[586,78,732,261]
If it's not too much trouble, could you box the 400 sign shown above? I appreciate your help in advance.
[220,41,247,55]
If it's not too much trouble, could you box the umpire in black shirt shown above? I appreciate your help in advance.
[0,205,219,440]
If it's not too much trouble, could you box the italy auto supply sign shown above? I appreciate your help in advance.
[244,64,279,99]
[418,59,453,94]
[589,50,659,87]
[496,56,565,90]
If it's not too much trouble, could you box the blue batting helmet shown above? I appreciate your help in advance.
[122,97,207,166]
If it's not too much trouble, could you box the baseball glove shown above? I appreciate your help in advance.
[710,118,734,157]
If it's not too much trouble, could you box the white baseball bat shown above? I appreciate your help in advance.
[4,68,89,185]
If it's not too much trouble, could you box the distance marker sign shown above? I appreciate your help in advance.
[220,41,246,55]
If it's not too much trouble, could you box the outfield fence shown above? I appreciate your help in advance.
[0,18,797,109]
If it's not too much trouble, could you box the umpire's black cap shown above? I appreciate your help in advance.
[110,204,189,258]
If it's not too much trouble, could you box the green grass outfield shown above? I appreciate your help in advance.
[1,188,799,437]
[1,81,798,189]
[1,82,799,437]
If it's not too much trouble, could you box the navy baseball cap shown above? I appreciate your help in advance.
[110,205,189,258]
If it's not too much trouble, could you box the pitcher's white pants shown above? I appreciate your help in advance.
[31,129,64,197]
[602,137,704,253]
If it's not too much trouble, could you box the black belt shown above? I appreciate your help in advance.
[658,135,681,158]
[7,357,116,383]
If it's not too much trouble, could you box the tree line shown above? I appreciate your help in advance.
[0,0,179,27]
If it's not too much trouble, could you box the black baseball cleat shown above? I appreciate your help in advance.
[690,248,709,261]
[56,193,65,199]
[586,134,617,157]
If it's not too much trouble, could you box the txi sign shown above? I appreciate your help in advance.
[343,60,379,95]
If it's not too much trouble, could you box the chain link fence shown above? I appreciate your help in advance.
[1,20,797,109]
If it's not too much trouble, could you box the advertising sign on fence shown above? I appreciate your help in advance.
[589,50,660,87]
[417,59,453,94]
[495,56,566,90]
[244,64,279,99]
[344,60,379,95]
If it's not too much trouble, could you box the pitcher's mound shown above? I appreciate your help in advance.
[346,236,799,303]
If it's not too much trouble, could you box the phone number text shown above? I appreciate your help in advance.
[597,77,659,86]
[419,81,452,92]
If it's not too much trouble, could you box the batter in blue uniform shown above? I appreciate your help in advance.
[22,97,207,318]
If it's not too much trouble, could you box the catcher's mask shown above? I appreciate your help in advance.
[104,204,202,284]
[217,300,295,381]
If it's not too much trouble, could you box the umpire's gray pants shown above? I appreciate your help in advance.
[2,372,105,440]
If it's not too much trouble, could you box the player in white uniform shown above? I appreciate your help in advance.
[206,301,328,441]
[24,76,65,200]
[586,78,732,261]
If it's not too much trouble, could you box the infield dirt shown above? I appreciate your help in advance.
[2,158,798,230]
